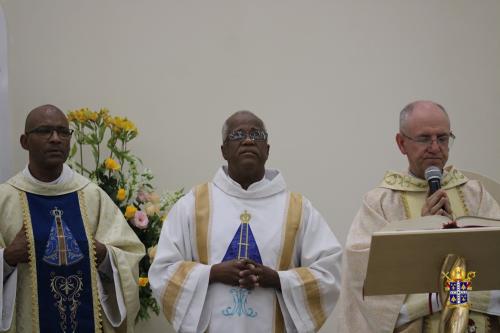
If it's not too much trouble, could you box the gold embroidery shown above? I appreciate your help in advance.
[380,167,469,192]
[78,190,103,333]
[401,192,411,219]
[403,187,469,219]
[18,190,39,333]
[383,173,427,190]
[195,183,211,264]
[50,271,84,333]
[162,261,197,322]
[294,267,326,330]
[238,210,252,260]
[457,187,470,216]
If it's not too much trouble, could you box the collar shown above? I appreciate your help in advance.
[212,166,287,199]
[379,165,468,192]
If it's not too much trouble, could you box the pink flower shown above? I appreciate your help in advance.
[132,210,149,229]
[136,189,150,203]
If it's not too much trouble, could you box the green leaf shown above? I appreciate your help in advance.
[68,143,78,160]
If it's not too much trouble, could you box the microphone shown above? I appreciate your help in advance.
[425,166,442,195]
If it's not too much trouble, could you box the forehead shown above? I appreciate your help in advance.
[226,113,264,131]
[405,105,450,135]
[26,108,68,130]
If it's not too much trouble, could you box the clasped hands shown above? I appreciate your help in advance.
[421,189,454,222]
[209,258,281,290]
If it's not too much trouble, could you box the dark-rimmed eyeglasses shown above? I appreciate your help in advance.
[401,131,455,148]
[26,126,74,139]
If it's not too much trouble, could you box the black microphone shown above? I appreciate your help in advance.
[425,166,442,195]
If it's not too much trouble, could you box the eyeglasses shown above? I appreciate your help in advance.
[401,131,455,148]
[225,128,268,142]
[26,126,74,139]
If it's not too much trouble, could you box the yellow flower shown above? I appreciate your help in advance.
[116,188,126,201]
[109,116,138,134]
[124,205,137,219]
[104,158,120,171]
[74,109,89,123]
[104,115,114,127]
[67,112,75,122]
[99,108,109,117]
[88,111,98,122]
[138,277,149,287]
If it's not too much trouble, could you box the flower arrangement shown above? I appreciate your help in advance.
[66,107,183,322]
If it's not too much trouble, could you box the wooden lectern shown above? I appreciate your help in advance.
[364,215,500,332]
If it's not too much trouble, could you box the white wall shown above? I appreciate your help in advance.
[0,4,10,182]
[2,1,500,332]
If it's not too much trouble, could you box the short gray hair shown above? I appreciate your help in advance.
[221,110,267,141]
[399,101,448,132]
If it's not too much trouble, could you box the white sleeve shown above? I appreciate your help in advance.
[0,249,17,331]
[2,259,14,283]
[277,199,342,333]
[148,193,212,333]
[97,247,126,327]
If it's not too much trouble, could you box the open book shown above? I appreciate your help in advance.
[364,215,500,296]
[377,215,500,234]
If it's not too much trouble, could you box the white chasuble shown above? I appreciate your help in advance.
[149,167,342,333]
[334,166,500,333]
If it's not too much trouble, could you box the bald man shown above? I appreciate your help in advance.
[334,101,500,332]
[0,105,144,333]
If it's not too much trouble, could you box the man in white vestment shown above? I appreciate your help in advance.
[334,101,500,332]
[0,105,145,332]
[149,111,342,333]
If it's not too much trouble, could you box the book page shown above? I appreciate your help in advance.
[375,215,500,235]
[376,215,449,232]
[456,215,500,228]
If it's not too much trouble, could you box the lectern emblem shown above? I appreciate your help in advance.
[443,266,476,307]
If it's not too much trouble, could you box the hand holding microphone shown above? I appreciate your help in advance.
[421,166,453,218]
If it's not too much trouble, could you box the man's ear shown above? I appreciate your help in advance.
[395,133,407,155]
[20,134,29,150]
[221,144,228,161]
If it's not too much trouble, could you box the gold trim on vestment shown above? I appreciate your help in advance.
[457,187,469,216]
[380,166,468,192]
[195,183,210,265]
[274,192,303,332]
[401,192,411,219]
[193,187,304,332]
[402,187,467,220]
[18,190,39,333]
[162,261,197,322]
[277,192,303,270]
[78,190,103,333]
[274,297,285,333]
[294,267,326,330]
